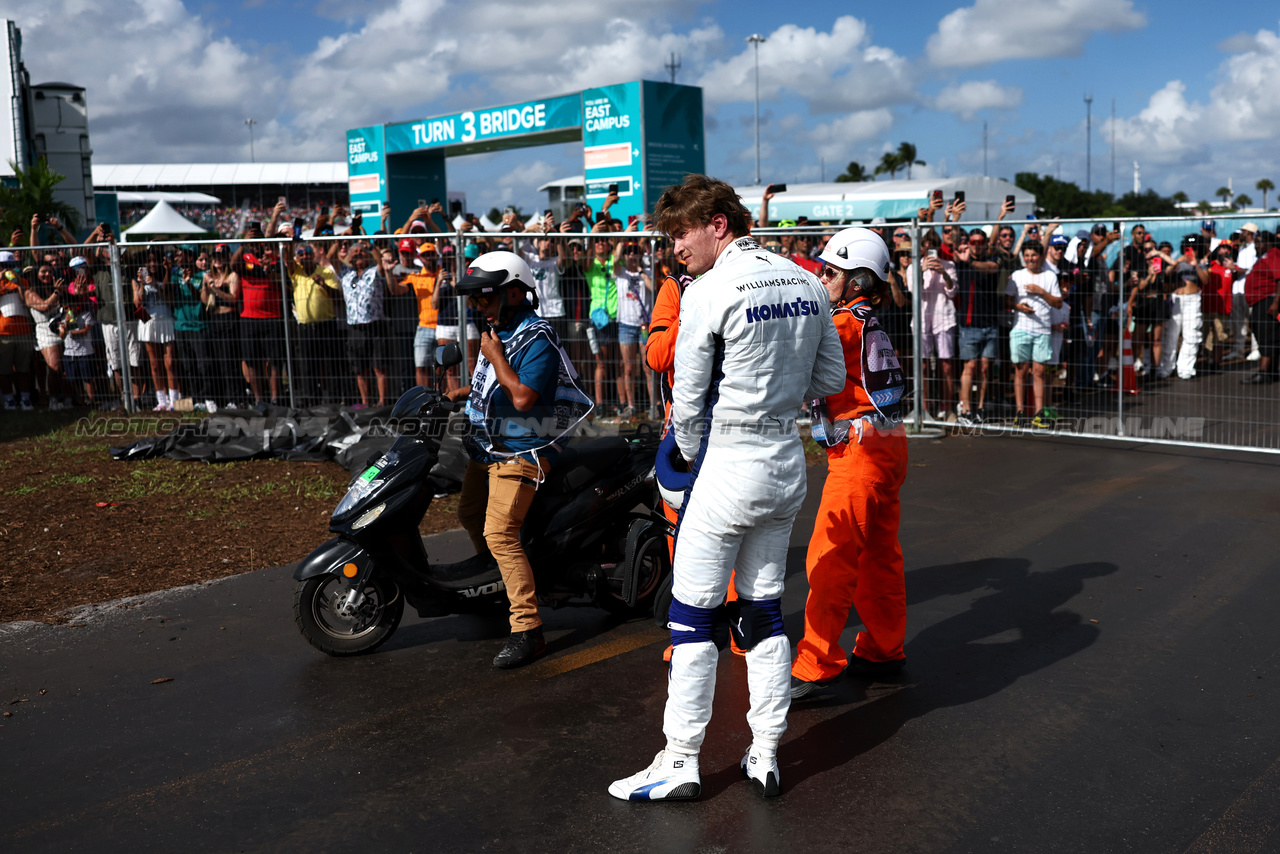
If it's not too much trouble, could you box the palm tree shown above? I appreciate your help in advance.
[895,142,926,180]
[0,158,81,239]
[1233,194,1253,210]
[1195,200,1213,214]
[1257,178,1274,211]
[834,161,869,183]
[1171,191,1189,206]
[874,151,903,180]
[1215,186,1233,208]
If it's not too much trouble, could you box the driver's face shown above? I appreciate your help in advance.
[671,219,719,277]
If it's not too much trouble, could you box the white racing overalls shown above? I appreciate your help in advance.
[665,235,845,757]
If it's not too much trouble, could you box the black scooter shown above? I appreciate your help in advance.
[292,344,671,656]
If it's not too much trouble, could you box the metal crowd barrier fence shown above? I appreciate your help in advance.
[899,211,1280,453]
[4,211,1278,456]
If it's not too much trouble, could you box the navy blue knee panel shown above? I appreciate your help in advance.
[668,598,730,650]
[726,598,785,651]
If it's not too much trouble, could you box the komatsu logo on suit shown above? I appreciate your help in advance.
[745,298,824,324]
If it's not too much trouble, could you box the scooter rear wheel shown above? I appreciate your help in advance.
[294,574,404,656]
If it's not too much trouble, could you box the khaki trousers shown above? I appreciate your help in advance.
[457,457,548,631]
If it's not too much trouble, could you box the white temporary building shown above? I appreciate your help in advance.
[114,190,221,205]
[121,200,212,239]
[737,176,1036,224]
[539,174,1037,224]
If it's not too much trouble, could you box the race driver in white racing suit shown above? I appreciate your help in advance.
[609,174,845,801]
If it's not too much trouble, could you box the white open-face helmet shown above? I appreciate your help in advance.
[818,227,892,282]
[456,250,534,296]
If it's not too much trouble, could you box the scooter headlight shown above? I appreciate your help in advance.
[335,477,378,517]
[351,502,387,530]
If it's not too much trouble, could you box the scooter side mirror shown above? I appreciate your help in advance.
[390,385,438,419]
[434,342,463,369]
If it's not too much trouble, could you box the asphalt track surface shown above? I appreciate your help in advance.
[3,435,1280,853]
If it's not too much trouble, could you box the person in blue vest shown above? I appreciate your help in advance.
[445,251,592,668]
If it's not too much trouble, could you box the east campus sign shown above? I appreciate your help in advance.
[346,81,705,224]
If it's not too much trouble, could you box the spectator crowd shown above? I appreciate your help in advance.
[3,189,1278,427]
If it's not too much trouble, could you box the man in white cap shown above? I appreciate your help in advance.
[1226,223,1260,362]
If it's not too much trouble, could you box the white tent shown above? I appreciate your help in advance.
[115,190,221,205]
[737,176,1036,224]
[121,200,211,239]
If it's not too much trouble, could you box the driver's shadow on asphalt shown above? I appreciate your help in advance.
[777,558,1116,791]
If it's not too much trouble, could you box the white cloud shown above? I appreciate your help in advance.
[486,159,557,211]
[10,0,275,161]
[1109,26,1280,163]
[807,110,895,164]
[926,0,1145,68]
[288,0,723,146]
[697,16,915,113]
[929,80,1022,121]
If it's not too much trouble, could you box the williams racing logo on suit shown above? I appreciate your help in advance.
[744,297,825,324]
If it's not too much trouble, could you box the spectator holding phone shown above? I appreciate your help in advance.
[917,230,957,420]
[25,262,70,409]
[1241,231,1280,384]
[230,243,284,406]
[203,246,242,407]
[952,230,1002,425]
[525,213,571,344]
[134,254,181,410]
[328,239,396,407]
[172,247,215,411]
[586,227,617,409]
[1152,236,1204,380]
[1226,223,1260,362]
[0,250,36,410]
[57,270,97,408]
[289,242,342,405]
[613,239,652,418]
[1005,242,1062,427]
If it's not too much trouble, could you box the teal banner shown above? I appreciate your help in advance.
[347,125,386,214]
[582,82,644,222]
[642,82,705,209]
[384,94,582,153]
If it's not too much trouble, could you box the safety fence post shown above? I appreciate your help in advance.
[277,240,296,409]
[454,228,470,387]
[1116,220,1126,437]
[108,240,135,413]
[910,217,923,432]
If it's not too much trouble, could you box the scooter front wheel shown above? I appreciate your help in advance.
[294,574,404,656]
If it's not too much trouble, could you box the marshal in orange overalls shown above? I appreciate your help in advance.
[791,294,909,683]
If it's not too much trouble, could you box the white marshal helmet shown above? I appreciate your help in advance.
[818,226,893,282]
[456,250,535,296]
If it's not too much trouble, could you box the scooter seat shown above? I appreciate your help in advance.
[543,436,631,494]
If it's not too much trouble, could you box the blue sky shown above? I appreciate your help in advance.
[10,1,1280,213]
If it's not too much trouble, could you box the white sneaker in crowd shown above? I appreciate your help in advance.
[1247,350,1262,361]
[608,750,701,801]
[205,400,218,414]
[740,745,782,798]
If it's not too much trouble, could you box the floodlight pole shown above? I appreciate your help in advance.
[747,34,767,187]
[1084,95,1093,192]
[245,118,258,163]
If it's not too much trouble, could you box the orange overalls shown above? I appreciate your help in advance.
[791,296,909,683]
[648,275,742,660]
[645,274,683,557]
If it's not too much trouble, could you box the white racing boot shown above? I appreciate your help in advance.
[740,745,782,798]
[608,750,701,801]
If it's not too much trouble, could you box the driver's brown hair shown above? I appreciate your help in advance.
[653,174,752,239]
